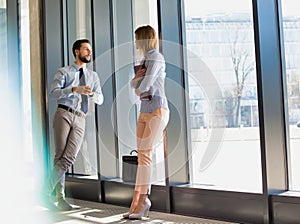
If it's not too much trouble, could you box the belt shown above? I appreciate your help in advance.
[58,104,86,118]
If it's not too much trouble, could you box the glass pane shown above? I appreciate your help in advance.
[20,0,33,163]
[131,0,165,186]
[183,0,262,192]
[0,1,7,84]
[64,0,97,178]
[281,0,300,191]
[112,0,165,185]
[67,0,93,64]
[111,0,135,182]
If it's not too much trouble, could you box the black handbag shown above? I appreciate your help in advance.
[122,150,138,183]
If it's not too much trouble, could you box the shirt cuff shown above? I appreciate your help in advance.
[135,88,141,96]
[65,87,74,97]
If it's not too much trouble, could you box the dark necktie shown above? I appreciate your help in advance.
[79,68,88,114]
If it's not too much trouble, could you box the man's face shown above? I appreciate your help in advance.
[78,43,92,63]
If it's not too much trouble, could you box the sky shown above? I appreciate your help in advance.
[184,0,299,18]
[184,0,251,17]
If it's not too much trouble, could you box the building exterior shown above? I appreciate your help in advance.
[186,14,300,128]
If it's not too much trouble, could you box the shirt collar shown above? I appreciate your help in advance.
[146,49,157,55]
[72,63,86,71]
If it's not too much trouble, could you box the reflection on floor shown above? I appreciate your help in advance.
[35,198,239,224]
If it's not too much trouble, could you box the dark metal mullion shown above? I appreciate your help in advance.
[40,0,51,173]
[61,0,74,174]
[62,0,69,67]
[109,0,120,178]
[176,0,191,184]
[156,0,170,213]
[252,0,288,223]
[90,0,102,186]
[252,2,270,223]
[157,0,189,213]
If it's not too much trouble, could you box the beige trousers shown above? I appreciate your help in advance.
[49,108,85,199]
[135,107,169,194]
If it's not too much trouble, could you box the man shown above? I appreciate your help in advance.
[44,39,104,210]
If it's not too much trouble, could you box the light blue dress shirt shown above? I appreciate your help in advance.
[50,63,104,112]
[131,49,169,113]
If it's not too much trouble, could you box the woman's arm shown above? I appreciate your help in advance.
[137,55,164,94]
[130,67,146,88]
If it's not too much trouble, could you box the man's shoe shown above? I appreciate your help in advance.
[57,198,73,211]
[40,195,58,211]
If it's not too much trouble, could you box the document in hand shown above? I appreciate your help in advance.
[134,63,146,74]
[133,62,152,101]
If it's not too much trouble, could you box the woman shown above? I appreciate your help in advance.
[124,25,169,220]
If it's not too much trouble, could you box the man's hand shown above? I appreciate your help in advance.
[73,86,93,95]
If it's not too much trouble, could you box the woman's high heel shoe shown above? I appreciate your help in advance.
[123,205,138,219]
[123,207,136,219]
[128,198,151,220]
[122,212,132,219]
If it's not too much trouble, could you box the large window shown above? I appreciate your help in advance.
[113,0,166,185]
[1,0,38,222]
[183,0,262,192]
[281,0,300,191]
[67,0,98,178]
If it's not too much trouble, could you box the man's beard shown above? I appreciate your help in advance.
[79,54,91,63]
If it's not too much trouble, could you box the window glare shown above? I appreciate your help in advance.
[20,0,33,162]
[183,0,262,193]
[281,0,300,191]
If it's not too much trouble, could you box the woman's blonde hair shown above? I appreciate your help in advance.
[135,25,157,54]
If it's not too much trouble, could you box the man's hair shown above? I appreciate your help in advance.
[72,39,91,58]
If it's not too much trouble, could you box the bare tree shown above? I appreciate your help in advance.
[224,89,235,127]
[228,26,254,127]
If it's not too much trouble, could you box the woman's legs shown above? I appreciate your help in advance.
[124,115,147,216]
[133,108,169,215]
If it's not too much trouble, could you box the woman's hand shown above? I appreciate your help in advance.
[135,88,141,96]
[134,68,146,79]
[131,66,146,89]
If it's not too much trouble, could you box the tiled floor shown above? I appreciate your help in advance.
[34,198,239,224]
